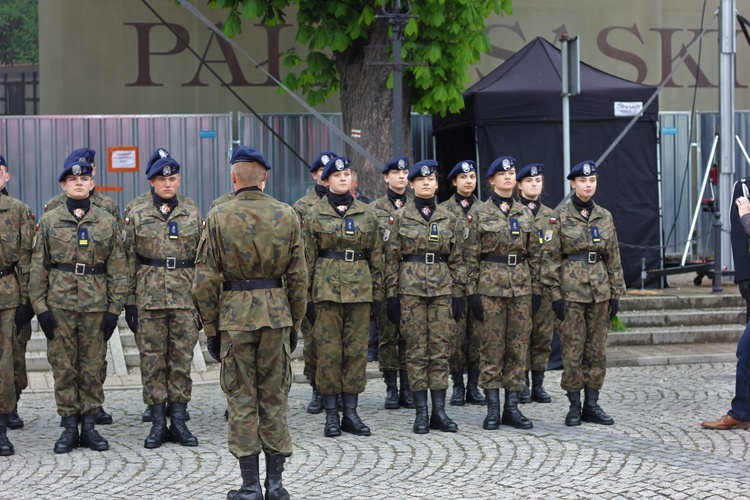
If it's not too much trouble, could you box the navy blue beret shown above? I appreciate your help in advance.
[486,156,517,179]
[567,160,597,180]
[65,148,96,166]
[408,159,438,181]
[311,151,337,173]
[58,159,94,182]
[516,163,545,181]
[0,154,5,167]
[447,160,477,181]
[147,157,181,180]
[231,145,270,170]
[146,147,170,175]
[321,156,351,181]
[382,156,410,174]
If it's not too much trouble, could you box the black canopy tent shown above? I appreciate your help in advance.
[433,37,660,288]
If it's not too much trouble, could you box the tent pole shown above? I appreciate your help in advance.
[561,36,572,195]
[474,126,482,200]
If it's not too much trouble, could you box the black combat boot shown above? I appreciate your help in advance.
[306,384,323,414]
[7,403,23,429]
[80,413,109,451]
[337,394,343,412]
[96,406,113,425]
[465,368,486,405]
[519,371,532,404]
[264,453,290,500]
[429,389,458,432]
[142,405,152,422]
[144,403,169,449]
[581,387,614,425]
[54,415,79,453]
[531,370,552,403]
[482,389,501,430]
[412,390,429,434]
[168,402,190,421]
[341,393,371,436]
[227,454,263,500]
[323,394,340,437]
[398,369,414,408]
[449,371,465,406]
[0,414,14,456]
[501,390,533,429]
[383,371,399,410]
[565,390,582,426]
[168,402,198,446]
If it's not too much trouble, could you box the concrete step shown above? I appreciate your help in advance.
[618,308,744,328]
[607,324,744,346]
[620,292,744,311]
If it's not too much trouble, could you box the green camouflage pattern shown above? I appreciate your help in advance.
[46,189,122,229]
[12,323,30,396]
[124,191,199,218]
[209,191,235,211]
[0,194,34,308]
[559,301,609,391]
[0,310,14,413]
[292,188,325,225]
[527,202,557,371]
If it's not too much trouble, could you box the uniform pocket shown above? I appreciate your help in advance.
[0,232,20,263]
[219,345,241,395]
[283,340,292,394]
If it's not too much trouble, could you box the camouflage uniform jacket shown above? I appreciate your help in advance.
[465,199,541,298]
[30,205,127,315]
[209,191,235,211]
[303,199,383,304]
[125,200,202,310]
[124,190,199,218]
[440,194,481,249]
[292,187,325,224]
[541,200,626,303]
[192,189,308,336]
[0,195,35,309]
[46,189,122,228]
[370,193,413,233]
[531,202,556,286]
[385,203,466,299]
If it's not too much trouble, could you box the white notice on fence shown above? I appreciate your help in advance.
[110,149,137,170]
[614,101,643,117]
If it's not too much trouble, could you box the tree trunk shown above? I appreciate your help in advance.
[335,20,413,200]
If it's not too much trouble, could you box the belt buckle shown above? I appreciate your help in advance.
[507,254,517,266]
[344,250,355,262]
[425,252,435,265]
[166,257,177,269]
[74,263,86,276]
[587,251,598,264]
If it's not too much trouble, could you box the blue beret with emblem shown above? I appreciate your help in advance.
[58,158,94,182]
[0,154,5,167]
[311,151,337,173]
[321,156,351,181]
[146,147,170,175]
[408,159,438,181]
[567,160,597,180]
[516,163,545,181]
[382,156,410,174]
[65,148,96,166]
[230,145,270,170]
[447,160,477,181]
[147,157,181,180]
[486,156,517,179]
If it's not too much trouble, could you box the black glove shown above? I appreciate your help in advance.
[305,301,316,326]
[739,280,750,300]
[609,298,619,321]
[38,310,58,341]
[100,312,119,341]
[386,297,401,325]
[451,297,464,322]
[371,300,382,318]
[531,294,542,317]
[206,333,221,362]
[290,330,298,352]
[14,303,34,328]
[552,299,566,321]
[468,294,484,322]
[125,305,138,333]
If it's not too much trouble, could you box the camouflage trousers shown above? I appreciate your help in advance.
[559,300,609,392]
[377,306,407,372]
[221,326,292,458]
[301,315,317,384]
[46,307,107,417]
[526,295,554,371]
[475,295,531,391]
[13,322,31,396]
[314,301,369,395]
[0,308,16,413]
[400,294,453,392]
[137,309,199,405]
[448,294,481,374]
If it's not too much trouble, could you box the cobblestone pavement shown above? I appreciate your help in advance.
[2,362,750,499]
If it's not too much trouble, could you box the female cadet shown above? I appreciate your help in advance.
[465,156,540,431]
[385,159,465,434]
[439,160,485,407]
[302,157,383,438]
[516,163,554,404]
[541,160,625,427]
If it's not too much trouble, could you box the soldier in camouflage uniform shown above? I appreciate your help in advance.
[30,157,127,454]
[541,160,625,427]
[124,156,202,449]
[303,157,382,438]
[193,146,307,500]
[0,154,35,455]
[293,151,337,415]
[516,163,555,405]
[440,160,485,408]
[370,156,413,410]
[385,160,465,435]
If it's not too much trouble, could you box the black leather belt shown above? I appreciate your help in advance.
[403,253,447,264]
[52,263,107,275]
[222,278,284,292]
[319,250,366,262]
[480,253,526,266]
[563,252,604,264]
[138,255,195,269]
[0,266,14,278]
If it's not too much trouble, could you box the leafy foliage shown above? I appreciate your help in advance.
[0,0,39,65]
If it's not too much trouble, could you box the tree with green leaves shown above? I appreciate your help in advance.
[0,0,39,66]
[207,0,512,196]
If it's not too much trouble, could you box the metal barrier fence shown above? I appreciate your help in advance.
[658,112,693,258]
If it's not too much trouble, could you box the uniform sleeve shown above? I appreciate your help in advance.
[106,218,128,316]
[29,218,51,315]
[124,215,137,306]
[448,217,466,297]
[464,215,480,296]
[366,210,384,303]
[16,207,35,302]
[284,212,308,331]
[540,213,563,303]
[606,221,626,300]
[191,214,222,337]
[302,211,319,302]
[384,215,402,299]
[731,180,750,282]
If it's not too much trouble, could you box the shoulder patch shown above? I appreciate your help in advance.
[388,216,394,225]
[383,229,390,242]
[43,204,48,212]
[467,214,472,223]
[34,223,40,232]
[27,211,35,220]
[549,217,557,225]
[202,219,206,229]
[124,217,130,225]
[544,229,553,242]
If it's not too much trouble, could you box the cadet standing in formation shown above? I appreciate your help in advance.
[0,154,35,455]
[193,145,307,500]
[385,160,465,434]
[369,156,413,410]
[303,157,382,438]
[125,155,202,448]
[541,160,625,427]
[30,156,127,453]
[440,160,485,407]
